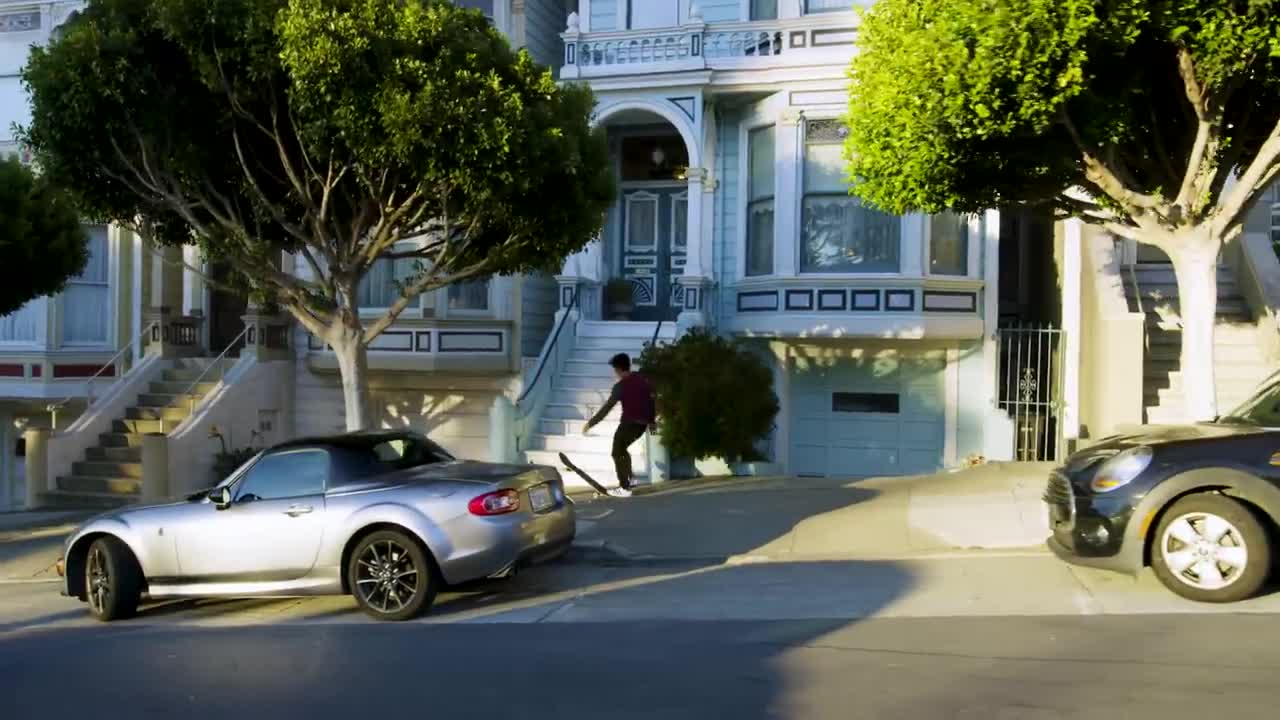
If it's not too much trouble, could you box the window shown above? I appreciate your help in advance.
[801,120,900,273]
[234,450,329,502]
[61,225,110,345]
[746,125,776,276]
[673,193,688,252]
[358,244,418,310]
[929,211,969,276]
[0,300,40,343]
[1270,202,1280,255]
[448,280,490,312]
[335,434,456,481]
[751,0,779,20]
[453,0,494,17]
[832,392,900,414]
[806,0,853,12]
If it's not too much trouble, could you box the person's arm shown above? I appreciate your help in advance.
[583,383,621,433]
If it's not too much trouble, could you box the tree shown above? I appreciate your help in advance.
[844,0,1280,421]
[22,0,612,429]
[0,155,87,316]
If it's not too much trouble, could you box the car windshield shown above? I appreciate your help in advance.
[1216,379,1280,427]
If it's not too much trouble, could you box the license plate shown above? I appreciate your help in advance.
[529,484,554,512]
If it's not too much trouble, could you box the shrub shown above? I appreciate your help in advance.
[639,328,779,461]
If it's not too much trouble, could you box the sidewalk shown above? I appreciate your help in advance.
[0,512,90,582]
[572,462,1055,562]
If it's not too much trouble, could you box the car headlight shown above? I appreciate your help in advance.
[1090,446,1153,493]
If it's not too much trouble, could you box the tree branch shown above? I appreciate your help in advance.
[1214,117,1280,236]
[1059,111,1165,220]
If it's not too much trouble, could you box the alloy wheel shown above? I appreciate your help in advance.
[354,540,421,615]
[86,545,111,616]
[1159,511,1249,591]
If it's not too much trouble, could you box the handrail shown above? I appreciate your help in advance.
[48,321,159,430]
[647,318,664,352]
[517,287,579,406]
[161,325,250,433]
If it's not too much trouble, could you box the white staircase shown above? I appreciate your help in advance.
[523,321,675,488]
[1125,263,1273,424]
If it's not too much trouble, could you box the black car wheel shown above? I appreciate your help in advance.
[348,530,438,621]
[84,537,143,622]
[1151,494,1271,603]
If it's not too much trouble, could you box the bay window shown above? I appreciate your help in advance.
[448,280,490,312]
[357,247,418,311]
[1270,201,1280,254]
[929,211,969,276]
[801,120,900,274]
[745,125,776,277]
[805,0,853,13]
[61,225,110,345]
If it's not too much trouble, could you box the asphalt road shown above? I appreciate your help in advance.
[3,612,1276,720]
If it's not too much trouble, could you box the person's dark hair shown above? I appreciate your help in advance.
[609,353,631,371]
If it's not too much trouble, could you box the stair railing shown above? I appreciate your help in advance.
[514,287,580,453]
[48,321,158,430]
[161,325,250,434]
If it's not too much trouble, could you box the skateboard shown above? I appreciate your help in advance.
[558,452,612,498]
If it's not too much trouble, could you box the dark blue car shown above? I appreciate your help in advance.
[1046,372,1280,603]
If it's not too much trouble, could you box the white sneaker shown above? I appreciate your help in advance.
[608,488,632,498]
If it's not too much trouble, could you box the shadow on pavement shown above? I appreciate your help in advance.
[0,559,917,720]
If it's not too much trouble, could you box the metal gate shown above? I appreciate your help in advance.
[996,323,1066,462]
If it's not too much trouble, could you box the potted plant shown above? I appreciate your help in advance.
[605,278,635,320]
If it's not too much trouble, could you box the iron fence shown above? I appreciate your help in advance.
[996,323,1066,462]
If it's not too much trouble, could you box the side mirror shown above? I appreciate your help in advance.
[210,486,233,510]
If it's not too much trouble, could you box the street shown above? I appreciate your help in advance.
[3,472,1280,719]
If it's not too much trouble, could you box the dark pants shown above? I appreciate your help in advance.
[611,422,648,489]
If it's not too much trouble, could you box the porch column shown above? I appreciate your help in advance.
[678,166,715,333]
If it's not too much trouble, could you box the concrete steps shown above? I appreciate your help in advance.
[1129,263,1271,424]
[49,358,228,509]
[519,320,671,484]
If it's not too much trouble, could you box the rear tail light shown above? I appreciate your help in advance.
[468,489,521,516]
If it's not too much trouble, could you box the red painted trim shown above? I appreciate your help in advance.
[30,364,42,377]
[0,364,23,377]
[53,364,115,379]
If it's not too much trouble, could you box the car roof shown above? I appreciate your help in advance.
[269,430,425,452]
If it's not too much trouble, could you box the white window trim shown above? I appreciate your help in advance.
[794,110,920,278]
[923,212,979,279]
[736,93,789,281]
[58,224,118,350]
[358,240,430,319]
[623,190,661,252]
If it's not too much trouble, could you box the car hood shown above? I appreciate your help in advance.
[1092,422,1266,450]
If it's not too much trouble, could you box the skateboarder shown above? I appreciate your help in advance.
[582,352,656,498]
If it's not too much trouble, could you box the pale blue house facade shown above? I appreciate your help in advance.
[514,0,1016,481]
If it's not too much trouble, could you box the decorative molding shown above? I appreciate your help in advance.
[884,290,916,312]
[851,290,880,311]
[438,331,504,353]
[811,28,858,47]
[0,11,40,33]
[368,331,414,352]
[53,364,115,379]
[817,289,847,311]
[922,291,978,313]
[779,108,804,127]
[668,96,697,121]
[414,331,432,352]
[737,291,779,313]
[784,289,814,311]
[0,364,23,378]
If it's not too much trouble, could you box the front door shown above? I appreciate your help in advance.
[174,448,330,582]
[208,261,249,356]
[620,186,688,322]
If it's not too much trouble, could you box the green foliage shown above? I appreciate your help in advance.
[844,0,1280,218]
[638,329,779,462]
[21,0,614,316]
[0,156,87,316]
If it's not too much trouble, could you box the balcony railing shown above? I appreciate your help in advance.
[560,14,858,79]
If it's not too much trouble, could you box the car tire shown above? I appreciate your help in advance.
[84,537,143,622]
[1151,493,1272,603]
[348,530,438,621]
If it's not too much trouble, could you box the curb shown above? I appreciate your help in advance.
[567,538,1052,568]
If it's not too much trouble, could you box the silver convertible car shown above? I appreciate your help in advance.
[56,431,576,621]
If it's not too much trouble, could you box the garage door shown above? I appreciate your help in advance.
[790,354,946,477]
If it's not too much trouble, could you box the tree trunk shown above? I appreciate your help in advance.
[331,327,372,431]
[1166,237,1220,423]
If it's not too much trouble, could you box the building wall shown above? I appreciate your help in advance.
[520,271,558,357]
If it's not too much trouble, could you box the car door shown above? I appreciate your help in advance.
[174,448,330,583]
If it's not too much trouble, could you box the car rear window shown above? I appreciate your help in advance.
[334,436,456,479]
